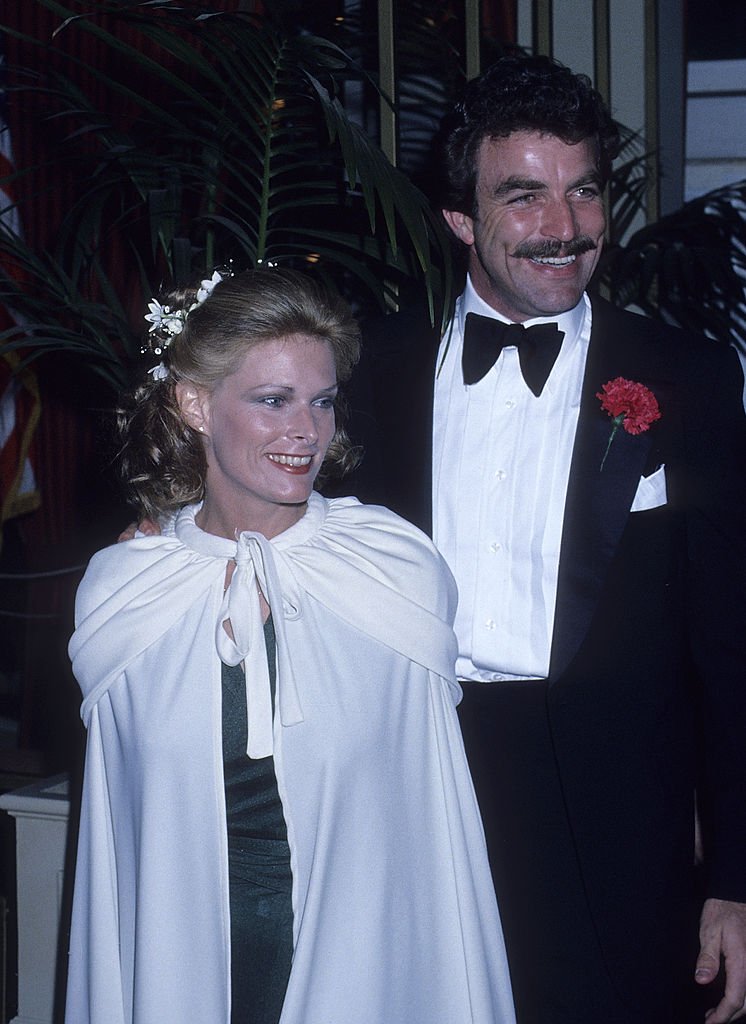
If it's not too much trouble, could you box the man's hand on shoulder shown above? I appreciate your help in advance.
[117,519,162,543]
[696,897,746,1021]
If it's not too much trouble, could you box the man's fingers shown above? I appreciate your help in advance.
[697,949,722,985]
[704,988,746,1023]
[117,518,160,542]
[117,522,139,543]
[698,898,746,1022]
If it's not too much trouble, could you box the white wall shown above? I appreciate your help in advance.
[685,59,746,201]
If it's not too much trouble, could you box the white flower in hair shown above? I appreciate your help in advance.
[143,268,228,360]
[144,299,187,337]
[195,269,224,306]
[148,363,169,381]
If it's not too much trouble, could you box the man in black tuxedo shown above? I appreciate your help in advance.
[346,55,746,1023]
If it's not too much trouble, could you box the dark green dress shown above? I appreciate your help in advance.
[222,617,293,1024]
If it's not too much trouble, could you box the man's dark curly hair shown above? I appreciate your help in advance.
[439,54,622,216]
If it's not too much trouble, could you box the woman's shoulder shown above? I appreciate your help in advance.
[322,493,438,551]
[308,494,457,616]
[74,523,184,622]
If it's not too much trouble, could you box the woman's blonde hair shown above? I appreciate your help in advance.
[117,267,361,519]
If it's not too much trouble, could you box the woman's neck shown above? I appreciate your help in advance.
[195,498,308,541]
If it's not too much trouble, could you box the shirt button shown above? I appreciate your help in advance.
[495,469,506,480]
[485,619,496,630]
[489,542,502,553]
[505,399,516,409]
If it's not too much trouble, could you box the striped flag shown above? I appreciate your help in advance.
[1,38,40,547]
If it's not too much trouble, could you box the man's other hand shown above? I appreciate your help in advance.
[117,519,161,542]
[696,897,746,1021]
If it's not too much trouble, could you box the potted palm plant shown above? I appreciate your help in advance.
[0,0,455,392]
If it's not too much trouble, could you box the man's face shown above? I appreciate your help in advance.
[443,130,607,322]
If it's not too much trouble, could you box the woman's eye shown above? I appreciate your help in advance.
[314,397,335,409]
[261,396,284,408]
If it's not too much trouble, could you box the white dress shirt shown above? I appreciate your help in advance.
[432,278,592,681]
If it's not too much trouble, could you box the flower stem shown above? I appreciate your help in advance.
[600,417,623,471]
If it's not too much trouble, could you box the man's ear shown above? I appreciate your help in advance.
[175,381,210,435]
[442,208,475,247]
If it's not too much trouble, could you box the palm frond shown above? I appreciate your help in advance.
[1,0,455,389]
[600,179,746,355]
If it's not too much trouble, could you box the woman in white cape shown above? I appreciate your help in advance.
[66,267,515,1024]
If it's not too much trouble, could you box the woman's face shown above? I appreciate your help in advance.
[180,334,338,539]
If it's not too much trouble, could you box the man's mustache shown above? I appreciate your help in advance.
[512,237,598,259]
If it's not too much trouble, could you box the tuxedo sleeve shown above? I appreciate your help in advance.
[683,341,746,902]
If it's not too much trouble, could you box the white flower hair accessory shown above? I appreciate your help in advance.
[195,270,223,306]
[143,268,229,362]
[144,300,187,352]
[148,362,170,381]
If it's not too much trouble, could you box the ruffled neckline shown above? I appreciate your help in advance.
[168,491,328,558]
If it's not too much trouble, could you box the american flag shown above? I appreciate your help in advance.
[0,35,40,548]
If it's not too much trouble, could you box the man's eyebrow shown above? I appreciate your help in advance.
[491,177,546,197]
[571,170,603,188]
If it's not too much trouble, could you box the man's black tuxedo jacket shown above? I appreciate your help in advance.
[333,294,746,1009]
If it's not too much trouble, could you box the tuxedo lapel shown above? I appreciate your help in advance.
[549,305,657,682]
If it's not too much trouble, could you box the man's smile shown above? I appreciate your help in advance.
[526,254,578,266]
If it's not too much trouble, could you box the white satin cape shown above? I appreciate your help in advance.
[65,493,515,1024]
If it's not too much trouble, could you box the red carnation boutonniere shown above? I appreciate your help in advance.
[596,377,661,471]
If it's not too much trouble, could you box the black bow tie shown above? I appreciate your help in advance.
[462,313,565,396]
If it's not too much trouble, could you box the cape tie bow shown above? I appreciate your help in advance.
[215,533,302,760]
[462,312,564,396]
